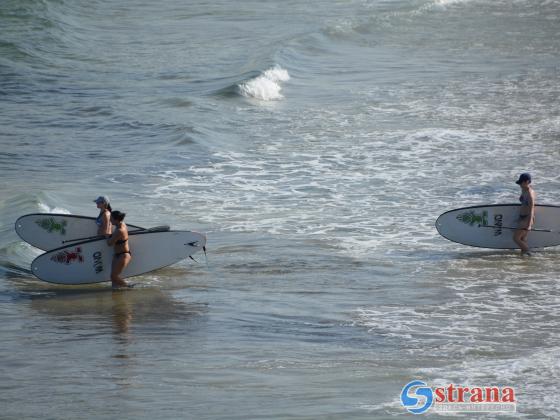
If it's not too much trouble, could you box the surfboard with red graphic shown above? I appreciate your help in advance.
[31,230,206,284]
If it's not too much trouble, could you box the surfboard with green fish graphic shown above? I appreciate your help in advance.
[436,204,560,249]
[15,214,145,250]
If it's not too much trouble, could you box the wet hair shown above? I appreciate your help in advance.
[111,210,126,222]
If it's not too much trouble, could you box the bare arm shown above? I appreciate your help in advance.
[107,228,123,246]
[102,212,112,236]
[527,191,536,229]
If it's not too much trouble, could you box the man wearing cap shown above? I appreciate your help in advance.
[94,196,113,236]
[513,173,535,256]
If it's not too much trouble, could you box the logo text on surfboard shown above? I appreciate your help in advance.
[51,247,84,265]
[456,210,488,226]
[36,218,67,235]
[93,251,104,273]
[493,214,503,236]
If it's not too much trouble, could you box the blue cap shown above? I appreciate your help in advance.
[515,173,531,185]
[94,195,110,204]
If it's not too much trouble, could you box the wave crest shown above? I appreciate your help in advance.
[238,66,290,101]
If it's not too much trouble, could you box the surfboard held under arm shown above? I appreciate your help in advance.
[435,204,560,249]
[15,213,145,251]
[31,230,206,284]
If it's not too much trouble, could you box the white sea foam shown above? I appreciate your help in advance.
[353,268,560,417]
[38,202,71,214]
[238,66,290,101]
[152,121,505,258]
[416,0,474,13]
[433,0,470,6]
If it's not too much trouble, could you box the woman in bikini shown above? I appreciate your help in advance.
[513,173,535,256]
[107,210,132,288]
[94,196,112,236]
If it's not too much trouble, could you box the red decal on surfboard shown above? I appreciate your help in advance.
[50,247,84,265]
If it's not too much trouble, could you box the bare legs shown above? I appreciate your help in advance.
[111,253,132,288]
[513,228,531,255]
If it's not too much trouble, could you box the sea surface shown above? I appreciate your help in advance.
[1,0,560,418]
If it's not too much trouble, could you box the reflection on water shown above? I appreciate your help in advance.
[26,286,207,337]
[110,291,134,337]
[0,281,209,419]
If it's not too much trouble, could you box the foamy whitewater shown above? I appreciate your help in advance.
[1,0,560,418]
[238,66,290,101]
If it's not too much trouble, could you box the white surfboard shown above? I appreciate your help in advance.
[31,230,207,284]
[15,213,145,250]
[436,204,560,249]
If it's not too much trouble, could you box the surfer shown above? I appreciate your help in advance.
[94,196,112,236]
[107,210,132,289]
[513,173,535,256]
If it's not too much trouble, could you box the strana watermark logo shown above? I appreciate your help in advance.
[400,380,516,414]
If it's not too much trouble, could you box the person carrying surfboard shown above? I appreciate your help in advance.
[513,173,535,256]
[106,210,132,289]
[94,196,112,236]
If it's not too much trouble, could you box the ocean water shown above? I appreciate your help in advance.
[2,0,560,418]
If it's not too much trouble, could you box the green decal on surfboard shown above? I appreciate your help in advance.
[456,210,488,226]
[35,218,68,235]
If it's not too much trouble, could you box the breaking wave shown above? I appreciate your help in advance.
[238,66,290,101]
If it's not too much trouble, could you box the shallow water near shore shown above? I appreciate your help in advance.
[2,0,560,418]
